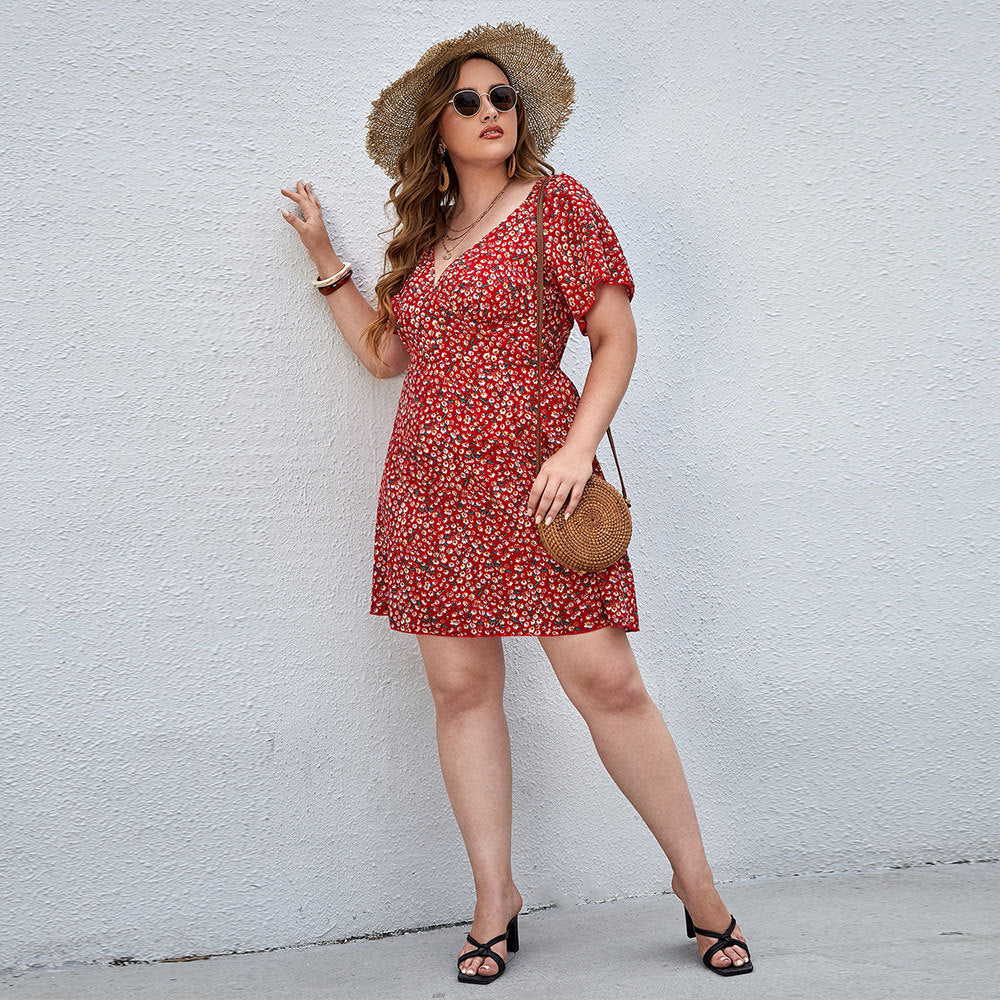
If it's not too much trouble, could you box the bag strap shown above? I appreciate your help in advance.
[534,177,628,501]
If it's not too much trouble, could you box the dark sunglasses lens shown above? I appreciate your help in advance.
[452,90,480,116]
[490,86,516,111]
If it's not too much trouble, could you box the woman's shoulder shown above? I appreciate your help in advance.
[540,171,604,216]
[542,170,589,198]
[541,171,616,235]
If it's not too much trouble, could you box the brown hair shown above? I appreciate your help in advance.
[360,54,555,367]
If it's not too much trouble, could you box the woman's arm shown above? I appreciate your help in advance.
[561,283,637,459]
[312,246,409,380]
[280,180,408,380]
[527,283,637,529]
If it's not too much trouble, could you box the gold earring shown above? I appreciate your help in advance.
[438,143,450,192]
[507,150,517,178]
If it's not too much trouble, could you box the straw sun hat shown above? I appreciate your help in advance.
[365,21,576,180]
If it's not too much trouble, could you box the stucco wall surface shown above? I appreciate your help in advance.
[2,0,996,975]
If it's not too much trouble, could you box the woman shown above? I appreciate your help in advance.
[280,21,754,985]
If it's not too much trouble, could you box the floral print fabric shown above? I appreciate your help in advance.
[369,171,639,637]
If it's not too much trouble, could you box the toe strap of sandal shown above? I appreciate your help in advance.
[702,937,751,968]
[690,915,751,967]
[457,932,507,974]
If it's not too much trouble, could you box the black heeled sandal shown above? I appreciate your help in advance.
[456,912,520,984]
[684,905,754,976]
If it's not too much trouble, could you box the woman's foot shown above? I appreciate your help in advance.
[457,884,523,979]
[671,872,750,970]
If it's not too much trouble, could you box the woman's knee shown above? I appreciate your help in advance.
[417,634,505,715]
[539,628,649,713]
[428,671,505,715]
[571,662,649,713]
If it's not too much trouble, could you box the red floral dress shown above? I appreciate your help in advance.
[368,171,640,637]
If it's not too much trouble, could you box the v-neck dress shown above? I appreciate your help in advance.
[368,171,639,637]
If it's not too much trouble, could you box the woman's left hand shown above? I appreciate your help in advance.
[527,445,594,529]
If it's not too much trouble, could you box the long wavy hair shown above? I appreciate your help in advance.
[361,53,555,367]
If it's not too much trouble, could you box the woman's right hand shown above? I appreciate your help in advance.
[279,180,335,265]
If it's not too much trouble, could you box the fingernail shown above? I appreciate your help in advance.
[535,515,541,524]
[545,516,552,525]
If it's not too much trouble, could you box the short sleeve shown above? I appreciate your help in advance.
[544,173,635,336]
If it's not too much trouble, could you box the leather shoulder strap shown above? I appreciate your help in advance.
[534,177,628,501]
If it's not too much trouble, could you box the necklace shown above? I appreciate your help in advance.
[440,178,515,260]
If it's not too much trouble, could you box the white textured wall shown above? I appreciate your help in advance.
[2,0,997,976]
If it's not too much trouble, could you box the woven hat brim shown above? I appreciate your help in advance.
[365,21,575,180]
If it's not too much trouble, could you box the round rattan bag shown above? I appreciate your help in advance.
[536,473,632,573]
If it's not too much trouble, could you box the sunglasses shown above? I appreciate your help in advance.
[446,84,519,117]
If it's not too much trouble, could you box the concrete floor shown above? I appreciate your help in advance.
[2,861,995,999]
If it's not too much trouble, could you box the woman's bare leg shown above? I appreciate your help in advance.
[537,626,751,970]
[416,633,524,979]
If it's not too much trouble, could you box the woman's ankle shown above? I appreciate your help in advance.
[473,879,521,909]
[671,865,716,900]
